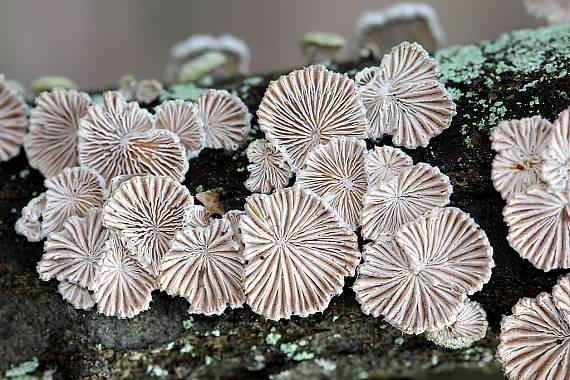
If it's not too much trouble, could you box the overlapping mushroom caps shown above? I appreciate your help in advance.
[257,65,367,172]
[58,280,96,310]
[552,274,570,313]
[296,137,368,229]
[357,42,456,148]
[155,100,205,159]
[364,145,413,187]
[0,74,27,162]
[490,116,552,200]
[541,107,570,194]
[354,207,494,334]
[196,89,251,150]
[245,139,292,194]
[78,91,188,182]
[24,88,91,177]
[498,292,570,380]
[15,193,46,242]
[241,186,360,320]
[160,219,245,315]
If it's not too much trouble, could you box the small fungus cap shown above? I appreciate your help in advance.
[541,107,570,194]
[245,139,292,194]
[552,274,570,314]
[15,193,47,242]
[257,65,367,172]
[241,186,360,320]
[0,74,27,161]
[160,218,245,316]
[25,88,91,177]
[364,145,413,187]
[58,280,95,310]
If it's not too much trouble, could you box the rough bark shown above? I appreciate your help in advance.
[2,24,570,380]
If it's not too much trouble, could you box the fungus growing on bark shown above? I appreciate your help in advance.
[296,137,368,229]
[0,74,27,162]
[241,186,360,320]
[15,193,47,242]
[155,100,205,159]
[354,67,380,87]
[118,75,163,104]
[103,175,192,275]
[24,88,91,177]
[364,145,413,187]
[354,207,494,334]
[425,299,488,349]
[359,42,456,147]
[541,107,570,194]
[503,184,570,271]
[223,209,244,249]
[490,116,552,200]
[93,233,156,319]
[301,32,346,64]
[245,139,292,194]
[360,163,452,240]
[31,76,77,94]
[498,292,570,380]
[160,219,245,315]
[524,0,570,24]
[37,208,108,291]
[353,3,445,60]
[196,89,251,151]
[258,65,367,171]
[42,167,107,236]
[58,280,95,310]
[552,274,570,313]
[78,91,188,182]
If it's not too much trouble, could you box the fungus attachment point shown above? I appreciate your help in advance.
[245,139,292,194]
[241,186,360,320]
[0,74,27,162]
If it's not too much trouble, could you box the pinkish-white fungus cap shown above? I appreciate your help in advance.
[58,280,95,310]
[353,3,445,59]
[355,67,380,87]
[42,167,108,236]
[498,292,570,380]
[93,233,156,319]
[503,184,570,271]
[155,100,205,159]
[257,65,368,172]
[541,107,570,194]
[241,186,360,320]
[37,208,108,290]
[15,193,47,242]
[24,89,91,177]
[354,207,494,334]
[360,163,452,240]
[425,299,488,349]
[524,0,570,23]
[222,209,244,249]
[197,89,251,151]
[160,219,245,315]
[103,175,193,275]
[296,137,368,229]
[490,116,552,200]
[0,74,27,161]
[360,42,456,147]
[183,205,210,229]
[552,274,570,314]
[245,139,292,194]
[78,91,188,182]
[365,145,413,187]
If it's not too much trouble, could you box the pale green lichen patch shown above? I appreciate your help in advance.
[182,316,194,330]
[5,357,39,379]
[265,328,282,345]
[159,83,207,102]
[436,44,485,85]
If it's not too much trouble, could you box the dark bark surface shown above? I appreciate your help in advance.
[2,24,570,379]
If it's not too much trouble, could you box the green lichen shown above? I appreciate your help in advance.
[435,44,485,85]
[179,51,227,82]
[182,316,194,330]
[292,351,314,362]
[160,83,207,102]
[146,365,168,378]
[5,357,39,379]
[280,342,298,357]
[265,328,282,346]
[31,76,77,93]
[180,343,194,354]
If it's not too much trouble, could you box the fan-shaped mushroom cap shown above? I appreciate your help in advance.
[359,42,456,147]
[541,107,570,194]
[296,137,367,229]
[93,233,156,319]
[223,209,244,249]
[15,193,46,242]
[183,205,210,229]
[552,274,570,313]
[58,280,95,310]
[490,116,552,200]
[155,100,205,159]
[160,219,245,315]
[42,167,108,236]
[241,186,360,320]
[360,163,452,240]
[503,184,570,271]
[425,299,488,349]
[354,207,493,334]
[78,91,188,182]
[355,67,380,87]
[257,65,367,172]
[498,292,570,380]
[245,139,292,194]
[196,89,251,151]
[103,175,193,275]
[24,88,91,177]
[353,3,445,59]
[37,208,108,290]
[0,74,27,161]
[301,31,346,64]
[365,145,413,187]
[524,0,570,23]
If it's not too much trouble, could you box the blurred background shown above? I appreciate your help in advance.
[0,0,545,89]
